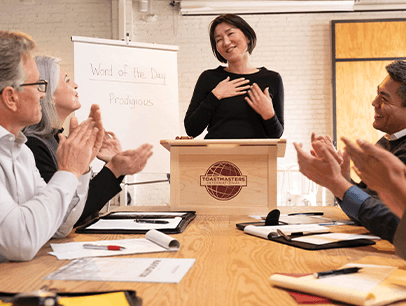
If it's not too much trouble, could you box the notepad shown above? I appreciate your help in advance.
[270,263,406,306]
[49,229,180,260]
[244,224,330,239]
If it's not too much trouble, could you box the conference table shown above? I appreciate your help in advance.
[1,206,405,306]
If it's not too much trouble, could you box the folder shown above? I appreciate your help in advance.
[76,211,195,234]
[0,290,141,306]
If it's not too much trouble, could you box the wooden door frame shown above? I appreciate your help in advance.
[332,18,406,146]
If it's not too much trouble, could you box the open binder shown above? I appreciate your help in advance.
[261,235,376,250]
[76,211,196,234]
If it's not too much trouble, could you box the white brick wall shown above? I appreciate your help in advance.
[1,0,405,206]
[1,0,113,78]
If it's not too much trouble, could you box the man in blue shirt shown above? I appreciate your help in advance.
[293,60,406,243]
[342,137,406,259]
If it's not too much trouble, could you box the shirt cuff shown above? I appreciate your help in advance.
[340,186,370,222]
[394,213,406,259]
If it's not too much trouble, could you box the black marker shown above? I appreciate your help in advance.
[135,219,169,224]
[314,267,362,278]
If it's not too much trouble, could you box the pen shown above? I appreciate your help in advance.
[288,212,324,216]
[134,219,169,224]
[276,229,291,241]
[314,267,362,278]
[83,244,126,251]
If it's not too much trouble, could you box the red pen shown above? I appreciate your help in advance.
[83,243,126,251]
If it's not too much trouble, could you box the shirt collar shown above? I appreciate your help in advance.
[386,128,406,141]
[0,125,27,144]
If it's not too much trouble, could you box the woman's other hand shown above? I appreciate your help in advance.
[245,83,275,120]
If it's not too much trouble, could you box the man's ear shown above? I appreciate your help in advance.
[0,86,19,112]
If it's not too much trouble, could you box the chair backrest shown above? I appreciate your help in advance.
[285,164,319,206]
[287,164,318,195]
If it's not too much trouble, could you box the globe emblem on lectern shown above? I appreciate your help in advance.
[201,161,247,201]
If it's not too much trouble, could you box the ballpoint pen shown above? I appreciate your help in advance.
[83,244,126,251]
[276,229,291,241]
[314,267,362,278]
[134,219,169,224]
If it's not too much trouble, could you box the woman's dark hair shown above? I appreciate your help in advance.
[209,14,257,63]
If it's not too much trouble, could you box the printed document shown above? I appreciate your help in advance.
[45,257,195,283]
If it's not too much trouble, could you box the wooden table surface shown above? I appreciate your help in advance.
[1,206,405,306]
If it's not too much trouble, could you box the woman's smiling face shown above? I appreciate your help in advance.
[214,22,250,64]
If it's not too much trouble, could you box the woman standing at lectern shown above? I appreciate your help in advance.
[23,55,153,227]
[184,14,284,139]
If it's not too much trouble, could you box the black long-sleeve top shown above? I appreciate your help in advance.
[25,131,123,227]
[184,66,284,139]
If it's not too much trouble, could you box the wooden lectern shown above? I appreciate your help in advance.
[160,139,286,215]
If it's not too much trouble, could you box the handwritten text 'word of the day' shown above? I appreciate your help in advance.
[90,63,166,84]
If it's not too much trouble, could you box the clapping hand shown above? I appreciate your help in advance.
[342,137,406,218]
[310,132,351,181]
[97,131,123,162]
[57,117,99,178]
[106,143,153,178]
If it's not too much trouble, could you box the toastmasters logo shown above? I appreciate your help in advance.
[200,161,247,201]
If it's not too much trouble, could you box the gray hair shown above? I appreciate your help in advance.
[0,31,36,93]
[386,60,406,107]
[22,56,61,138]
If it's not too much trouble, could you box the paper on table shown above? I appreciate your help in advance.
[270,263,402,306]
[291,233,380,245]
[49,229,180,260]
[86,216,182,230]
[45,257,195,283]
[244,224,330,239]
[279,215,355,225]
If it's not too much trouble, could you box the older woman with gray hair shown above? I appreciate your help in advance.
[23,55,153,226]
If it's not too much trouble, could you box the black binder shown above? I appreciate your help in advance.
[236,222,376,250]
[76,211,196,234]
[264,236,376,250]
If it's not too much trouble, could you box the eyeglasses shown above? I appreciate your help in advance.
[0,79,48,95]
[19,79,48,93]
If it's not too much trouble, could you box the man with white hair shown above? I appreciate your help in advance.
[0,30,103,262]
